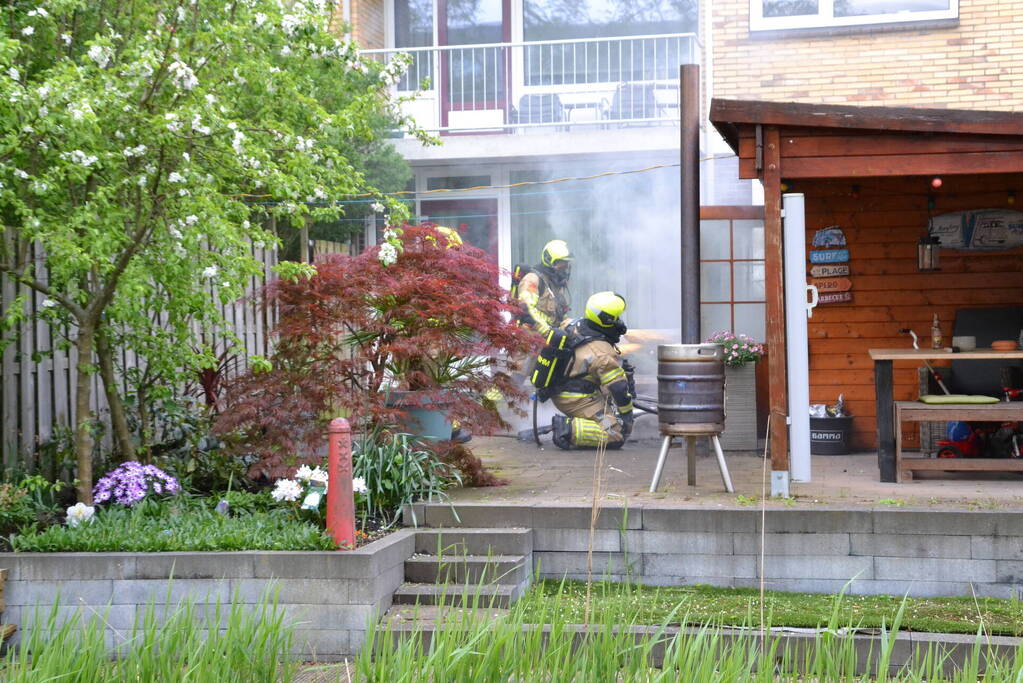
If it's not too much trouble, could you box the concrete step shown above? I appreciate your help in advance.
[391,582,523,609]
[404,554,528,586]
[413,528,533,557]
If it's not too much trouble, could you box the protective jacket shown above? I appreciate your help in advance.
[517,266,571,335]
[559,320,633,415]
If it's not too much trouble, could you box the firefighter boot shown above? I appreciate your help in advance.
[551,415,573,450]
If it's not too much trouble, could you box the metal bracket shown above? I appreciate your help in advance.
[771,470,790,498]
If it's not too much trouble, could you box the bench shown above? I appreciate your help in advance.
[895,401,1023,482]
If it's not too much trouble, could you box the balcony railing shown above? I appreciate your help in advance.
[361,33,700,134]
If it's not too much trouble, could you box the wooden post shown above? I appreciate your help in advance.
[761,126,789,486]
[875,360,896,482]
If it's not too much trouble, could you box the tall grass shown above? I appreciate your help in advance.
[357,579,1023,681]
[1,591,295,681]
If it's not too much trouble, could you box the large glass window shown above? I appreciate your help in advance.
[394,0,433,89]
[699,219,766,342]
[523,0,698,85]
[753,0,956,30]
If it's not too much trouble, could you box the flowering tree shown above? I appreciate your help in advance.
[216,224,539,480]
[0,0,424,501]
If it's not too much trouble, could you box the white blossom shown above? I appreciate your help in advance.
[294,465,315,482]
[176,6,187,21]
[202,265,218,278]
[168,227,183,240]
[204,93,216,104]
[184,215,198,225]
[87,44,113,69]
[352,477,367,494]
[122,144,147,158]
[178,189,189,197]
[68,101,93,121]
[14,169,29,179]
[6,67,19,80]
[61,33,72,46]
[280,45,292,57]
[61,150,99,167]
[168,60,198,90]
[27,7,49,18]
[36,84,50,99]
[41,299,58,309]
[137,175,148,187]
[371,201,385,213]
[254,12,268,26]
[66,502,95,527]
[378,242,398,266]
[114,130,125,139]
[271,479,302,502]
[168,172,185,183]
[281,14,302,35]
[382,229,398,241]
[309,467,328,484]
[191,113,210,135]
[21,26,35,37]
[294,136,315,152]
[232,130,245,153]
[37,105,48,117]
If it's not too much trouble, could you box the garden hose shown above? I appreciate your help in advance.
[533,396,542,447]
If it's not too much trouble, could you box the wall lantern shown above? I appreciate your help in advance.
[918,235,941,272]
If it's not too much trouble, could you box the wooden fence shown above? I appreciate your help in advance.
[0,242,281,473]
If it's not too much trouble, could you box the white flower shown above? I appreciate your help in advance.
[271,479,303,502]
[41,299,57,309]
[123,144,147,158]
[178,189,189,197]
[232,130,245,153]
[294,465,315,482]
[21,26,35,37]
[168,171,185,183]
[87,44,112,69]
[202,265,218,279]
[168,227,183,240]
[61,150,99,167]
[352,477,367,494]
[66,502,95,527]
[14,169,29,179]
[36,84,50,99]
[61,33,72,46]
[27,8,49,18]
[137,175,148,187]
[280,45,292,57]
[6,67,18,80]
[382,229,398,241]
[371,201,385,213]
[168,60,198,90]
[204,93,216,104]
[254,12,267,26]
[68,101,93,121]
[281,14,302,35]
[308,467,328,484]
[184,214,198,225]
[378,242,398,266]
[294,136,315,152]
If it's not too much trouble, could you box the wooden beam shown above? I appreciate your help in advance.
[740,134,1023,160]
[781,151,1023,178]
[761,126,789,477]
[700,206,765,220]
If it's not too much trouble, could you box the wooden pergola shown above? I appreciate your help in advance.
[710,99,1023,484]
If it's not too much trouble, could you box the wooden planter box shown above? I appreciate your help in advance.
[720,363,758,451]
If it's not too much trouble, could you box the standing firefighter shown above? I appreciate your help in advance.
[549,292,634,450]
[515,239,573,335]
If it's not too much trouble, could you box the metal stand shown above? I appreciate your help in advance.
[649,433,734,493]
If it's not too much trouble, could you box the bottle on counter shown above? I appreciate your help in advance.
[931,313,942,349]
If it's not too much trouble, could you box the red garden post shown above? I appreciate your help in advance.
[326,417,356,549]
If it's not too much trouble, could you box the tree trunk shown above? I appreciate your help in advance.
[74,324,96,503]
[96,327,135,462]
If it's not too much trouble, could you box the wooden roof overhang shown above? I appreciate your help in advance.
[710,99,1023,179]
[707,98,1023,485]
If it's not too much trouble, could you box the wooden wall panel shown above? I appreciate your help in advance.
[803,174,1023,451]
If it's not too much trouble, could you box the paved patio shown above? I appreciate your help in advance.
[453,435,1023,511]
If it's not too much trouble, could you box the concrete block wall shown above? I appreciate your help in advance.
[413,504,1023,599]
[0,529,414,660]
[712,0,1023,111]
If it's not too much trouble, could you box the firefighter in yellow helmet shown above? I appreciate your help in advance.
[517,239,572,336]
[550,291,634,450]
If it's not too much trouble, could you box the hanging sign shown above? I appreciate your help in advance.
[809,264,849,278]
[818,291,853,305]
[812,226,847,248]
[809,249,850,264]
[814,277,852,293]
[929,209,1023,250]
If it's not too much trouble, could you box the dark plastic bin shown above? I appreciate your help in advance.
[810,416,853,455]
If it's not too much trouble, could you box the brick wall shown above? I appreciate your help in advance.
[351,0,386,49]
[713,0,1023,111]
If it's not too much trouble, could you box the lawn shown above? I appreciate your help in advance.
[514,580,1023,636]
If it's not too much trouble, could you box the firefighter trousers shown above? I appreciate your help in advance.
[551,392,624,448]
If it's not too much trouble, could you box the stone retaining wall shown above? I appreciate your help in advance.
[0,529,414,660]
[410,504,1023,599]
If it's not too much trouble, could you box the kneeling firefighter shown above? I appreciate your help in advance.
[538,291,634,450]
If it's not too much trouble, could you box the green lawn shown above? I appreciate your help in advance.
[514,580,1023,636]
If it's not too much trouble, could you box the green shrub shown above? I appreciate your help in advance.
[9,498,335,552]
[0,475,66,545]
[353,430,460,528]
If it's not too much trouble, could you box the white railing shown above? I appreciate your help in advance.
[361,33,700,134]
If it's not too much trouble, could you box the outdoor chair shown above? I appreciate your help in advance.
[608,83,658,123]
[510,94,565,132]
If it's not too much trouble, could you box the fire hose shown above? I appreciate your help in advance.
[529,394,658,444]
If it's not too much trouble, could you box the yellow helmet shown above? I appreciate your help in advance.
[585,291,627,328]
[540,239,572,267]
[427,225,463,248]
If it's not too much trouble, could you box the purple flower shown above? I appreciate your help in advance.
[91,461,181,506]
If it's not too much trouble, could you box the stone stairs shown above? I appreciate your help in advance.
[391,528,533,609]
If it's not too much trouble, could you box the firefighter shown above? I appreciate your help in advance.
[517,239,573,336]
[550,291,634,450]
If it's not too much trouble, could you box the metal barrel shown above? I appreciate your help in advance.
[657,343,726,436]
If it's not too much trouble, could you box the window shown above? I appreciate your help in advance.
[394,0,433,89]
[700,219,766,341]
[751,0,957,31]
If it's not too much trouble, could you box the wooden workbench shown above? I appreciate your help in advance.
[870,348,1023,482]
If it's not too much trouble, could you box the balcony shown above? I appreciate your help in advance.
[361,33,700,135]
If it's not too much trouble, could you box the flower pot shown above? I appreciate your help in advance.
[385,390,455,441]
[719,363,758,451]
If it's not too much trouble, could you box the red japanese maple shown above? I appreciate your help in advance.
[216,223,539,479]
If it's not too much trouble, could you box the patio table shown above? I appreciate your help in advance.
[870,347,1023,482]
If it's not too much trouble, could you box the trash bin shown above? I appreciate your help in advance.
[810,416,853,455]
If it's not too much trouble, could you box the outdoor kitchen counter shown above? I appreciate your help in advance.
[870,347,1023,482]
